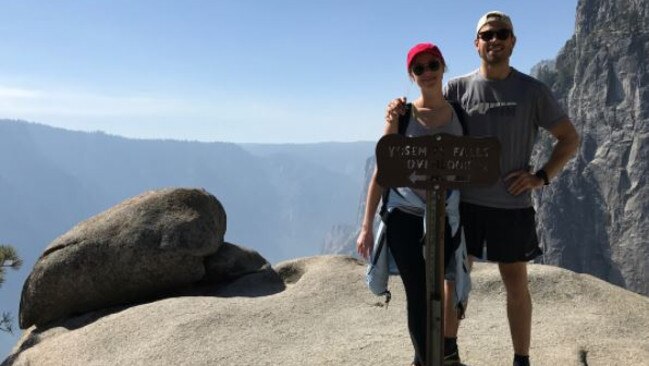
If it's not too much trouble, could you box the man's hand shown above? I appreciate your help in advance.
[505,170,544,196]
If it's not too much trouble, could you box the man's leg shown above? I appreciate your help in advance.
[498,261,532,356]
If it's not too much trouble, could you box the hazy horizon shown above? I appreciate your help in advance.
[0,1,577,144]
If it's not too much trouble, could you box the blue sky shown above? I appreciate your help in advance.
[0,0,577,143]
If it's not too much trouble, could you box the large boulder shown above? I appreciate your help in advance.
[19,188,227,329]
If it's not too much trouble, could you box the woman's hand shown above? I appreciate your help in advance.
[385,97,407,126]
[356,227,374,260]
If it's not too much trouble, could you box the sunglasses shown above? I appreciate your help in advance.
[411,60,441,76]
[477,29,512,41]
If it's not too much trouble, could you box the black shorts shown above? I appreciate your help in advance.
[460,202,542,263]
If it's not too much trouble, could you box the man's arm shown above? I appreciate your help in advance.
[506,117,579,195]
[538,117,580,179]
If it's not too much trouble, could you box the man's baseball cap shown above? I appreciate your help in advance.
[476,11,514,34]
[406,43,445,71]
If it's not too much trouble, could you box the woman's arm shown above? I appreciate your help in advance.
[356,107,401,259]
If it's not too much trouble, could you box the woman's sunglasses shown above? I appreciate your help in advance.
[411,60,441,76]
[477,29,512,41]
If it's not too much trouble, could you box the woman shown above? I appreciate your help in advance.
[356,43,464,366]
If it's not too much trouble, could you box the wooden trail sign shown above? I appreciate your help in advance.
[375,133,500,366]
[375,133,500,189]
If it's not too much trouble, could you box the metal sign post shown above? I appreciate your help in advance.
[376,133,500,366]
[425,183,445,366]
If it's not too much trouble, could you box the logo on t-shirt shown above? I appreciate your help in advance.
[469,102,517,116]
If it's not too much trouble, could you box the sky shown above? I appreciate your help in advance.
[0,0,578,144]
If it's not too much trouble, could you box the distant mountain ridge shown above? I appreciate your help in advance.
[0,119,373,358]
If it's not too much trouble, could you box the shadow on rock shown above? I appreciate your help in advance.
[183,268,287,298]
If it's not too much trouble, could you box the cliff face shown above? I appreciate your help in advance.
[532,0,649,295]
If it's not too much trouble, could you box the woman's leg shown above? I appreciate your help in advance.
[387,209,426,365]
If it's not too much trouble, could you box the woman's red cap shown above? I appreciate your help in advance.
[406,43,445,71]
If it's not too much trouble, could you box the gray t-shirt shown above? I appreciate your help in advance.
[404,106,464,138]
[444,68,566,208]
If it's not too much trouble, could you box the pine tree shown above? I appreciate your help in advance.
[0,244,22,334]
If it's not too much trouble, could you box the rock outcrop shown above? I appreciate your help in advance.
[5,256,649,365]
[531,0,649,295]
[7,184,649,365]
[19,188,227,328]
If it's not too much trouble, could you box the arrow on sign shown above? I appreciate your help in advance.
[409,171,428,184]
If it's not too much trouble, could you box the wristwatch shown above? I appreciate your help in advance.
[534,169,549,185]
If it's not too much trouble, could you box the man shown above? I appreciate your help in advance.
[386,10,579,366]
[442,11,580,366]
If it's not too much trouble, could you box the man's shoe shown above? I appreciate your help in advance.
[443,348,461,366]
[513,354,530,366]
